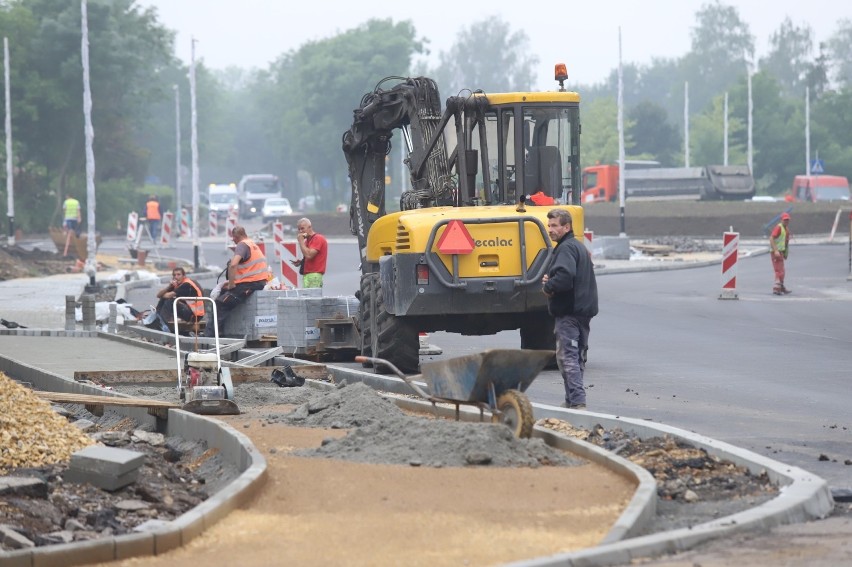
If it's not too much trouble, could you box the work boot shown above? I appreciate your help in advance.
[781,285,792,294]
[772,285,783,296]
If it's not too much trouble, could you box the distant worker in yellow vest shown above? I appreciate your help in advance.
[769,212,792,295]
[62,194,81,235]
[145,195,162,241]
[203,226,269,337]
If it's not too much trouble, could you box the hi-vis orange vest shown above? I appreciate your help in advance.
[235,239,269,284]
[146,200,161,220]
[183,278,205,317]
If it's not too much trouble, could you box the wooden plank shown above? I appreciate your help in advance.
[35,391,178,409]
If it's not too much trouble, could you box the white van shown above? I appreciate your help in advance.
[208,184,239,218]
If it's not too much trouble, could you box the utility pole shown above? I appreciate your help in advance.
[684,82,690,168]
[805,87,810,175]
[617,27,626,236]
[723,92,728,166]
[174,84,181,215]
[189,38,201,270]
[81,0,98,291]
[4,37,13,246]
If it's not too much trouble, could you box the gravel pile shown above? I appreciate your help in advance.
[269,381,585,468]
[0,372,94,473]
[639,236,722,253]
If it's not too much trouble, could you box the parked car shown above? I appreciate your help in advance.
[261,197,293,222]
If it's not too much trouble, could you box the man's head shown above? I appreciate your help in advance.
[780,212,791,224]
[172,267,186,281]
[296,218,314,237]
[546,209,573,242]
[231,226,247,244]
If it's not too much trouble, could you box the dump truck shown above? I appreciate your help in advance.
[581,163,755,203]
[342,65,584,373]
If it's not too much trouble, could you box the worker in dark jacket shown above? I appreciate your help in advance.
[541,209,598,409]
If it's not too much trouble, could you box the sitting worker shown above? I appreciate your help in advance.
[203,225,268,337]
[155,267,204,326]
[528,190,555,206]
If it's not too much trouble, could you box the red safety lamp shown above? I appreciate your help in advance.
[554,63,568,91]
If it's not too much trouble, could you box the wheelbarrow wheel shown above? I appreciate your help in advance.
[491,390,535,438]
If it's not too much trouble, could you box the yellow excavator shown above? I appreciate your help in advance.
[342,64,586,373]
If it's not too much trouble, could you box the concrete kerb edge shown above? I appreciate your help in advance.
[510,406,835,567]
[0,355,267,567]
[310,362,833,567]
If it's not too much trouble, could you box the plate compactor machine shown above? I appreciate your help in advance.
[173,297,240,415]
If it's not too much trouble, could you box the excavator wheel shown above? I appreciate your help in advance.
[491,390,535,438]
[373,277,419,374]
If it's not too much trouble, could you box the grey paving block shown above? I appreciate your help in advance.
[69,445,146,477]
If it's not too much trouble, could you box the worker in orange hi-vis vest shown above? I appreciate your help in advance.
[145,195,162,241]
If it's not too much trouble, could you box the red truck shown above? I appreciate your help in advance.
[581,162,755,203]
[786,175,850,202]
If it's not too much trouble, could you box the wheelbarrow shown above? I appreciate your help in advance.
[356,349,554,438]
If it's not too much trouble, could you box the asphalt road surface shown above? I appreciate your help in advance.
[117,229,852,492]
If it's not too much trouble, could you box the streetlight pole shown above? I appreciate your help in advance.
[4,37,14,246]
[189,38,203,270]
[174,84,181,216]
[617,27,626,236]
[81,0,98,291]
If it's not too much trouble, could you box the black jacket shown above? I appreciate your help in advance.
[542,230,599,318]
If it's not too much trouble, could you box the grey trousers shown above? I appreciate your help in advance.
[555,315,591,406]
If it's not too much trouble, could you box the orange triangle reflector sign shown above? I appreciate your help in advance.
[437,220,475,255]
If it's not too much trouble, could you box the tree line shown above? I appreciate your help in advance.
[0,0,850,233]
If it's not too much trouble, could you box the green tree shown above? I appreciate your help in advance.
[680,1,754,116]
[427,16,538,96]
[0,0,176,231]
[760,17,813,96]
[627,101,681,166]
[579,97,634,169]
[264,19,425,206]
[826,19,852,87]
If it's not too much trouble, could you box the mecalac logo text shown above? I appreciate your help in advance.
[475,238,513,247]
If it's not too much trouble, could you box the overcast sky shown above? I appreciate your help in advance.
[137,0,846,88]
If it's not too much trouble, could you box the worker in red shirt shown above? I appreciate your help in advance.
[769,212,792,295]
[291,217,328,288]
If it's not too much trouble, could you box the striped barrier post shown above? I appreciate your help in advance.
[719,230,739,300]
[273,221,284,261]
[126,212,138,243]
[225,207,238,244]
[180,208,190,238]
[159,211,175,248]
[280,241,299,288]
[208,211,218,237]
[583,229,594,255]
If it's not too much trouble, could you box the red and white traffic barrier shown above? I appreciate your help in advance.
[272,221,284,260]
[126,212,138,242]
[159,211,175,248]
[279,241,299,288]
[583,229,594,254]
[225,208,238,244]
[208,211,218,237]
[719,230,739,300]
[180,208,190,238]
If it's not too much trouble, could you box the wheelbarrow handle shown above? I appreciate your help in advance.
[354,356,432,400]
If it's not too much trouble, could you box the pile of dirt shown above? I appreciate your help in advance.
[0,401,236,551]
[538,418,778,532]
[269,382,584,468]
[0,246,73,280]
